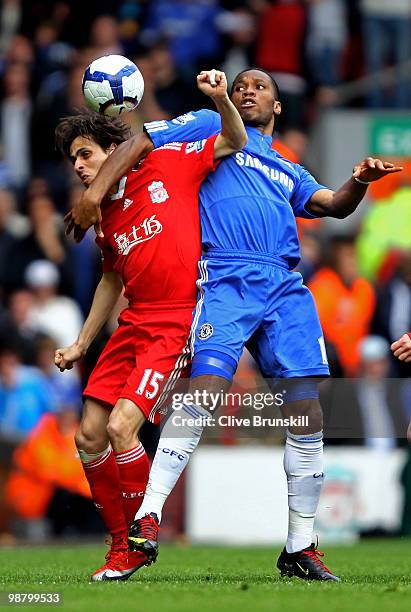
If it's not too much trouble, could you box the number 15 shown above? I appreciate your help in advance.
[136,369,165,399]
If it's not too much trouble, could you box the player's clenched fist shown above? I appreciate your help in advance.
[55,343,85,372]
[197,69,228,99]
[391,333,411,362]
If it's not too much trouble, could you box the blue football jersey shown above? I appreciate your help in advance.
[144,110,327,268]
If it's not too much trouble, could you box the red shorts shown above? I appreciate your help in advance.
[84,304,193,423]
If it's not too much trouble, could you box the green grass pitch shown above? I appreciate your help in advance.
[0,540,410,611]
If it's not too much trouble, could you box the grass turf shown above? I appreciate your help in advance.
[0,540,410,611]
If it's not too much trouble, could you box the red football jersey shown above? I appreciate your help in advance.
[97,136,217,306]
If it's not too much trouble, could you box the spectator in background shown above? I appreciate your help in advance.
[0,189,18,292]
[24,260,83,348]
[219,7,256,84]
[0,343,52,441]
[372,252,411,377]
[137,44,204,121]
[0,0,22,56]
[33,20,74,87]
[32,61,86,207]
[0,62,32,198]
[309,236,376,376]
[3,193,73,294]
[0,290,37,364]
[67,182,101,316]
[323,335,408,447]
[305,0,348,102]
[142,0,222,80]
[297,231,323,283]
[5,406,97,540]
[0,34,33,76]
[360,0,411,108]
[35,335,82,413]
[357,184,411,281]
[84,14,124,62]
[255,0,307,129]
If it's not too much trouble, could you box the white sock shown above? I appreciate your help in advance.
[283,430,324,553]
[135,403,209,523]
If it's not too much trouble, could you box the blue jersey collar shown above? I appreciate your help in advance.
[245,125,273,146]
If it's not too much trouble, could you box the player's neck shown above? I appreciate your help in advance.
[245,119,275,137]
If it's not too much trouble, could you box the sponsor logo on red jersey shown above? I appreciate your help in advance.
[114,214,163,255]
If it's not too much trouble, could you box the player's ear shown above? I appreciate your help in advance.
[273,100,281,117]
[107,143,117,155]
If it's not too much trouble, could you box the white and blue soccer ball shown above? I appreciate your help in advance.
[82,55,144,117]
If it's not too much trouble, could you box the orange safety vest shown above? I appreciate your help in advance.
[5,413,91,520]
[308,268,376,375]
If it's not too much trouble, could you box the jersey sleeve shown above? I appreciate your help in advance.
[180,135,219,182]
[290,165,328,219]
[144,109,221,149]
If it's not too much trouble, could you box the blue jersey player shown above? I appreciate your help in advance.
[69,68,402,582]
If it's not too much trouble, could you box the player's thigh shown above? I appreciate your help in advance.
[122,307,193,424]
[188,374,232,413]
[83,314,137,407]
[251,271,330,378]
[191,259,266,366]
[75,398,110,452]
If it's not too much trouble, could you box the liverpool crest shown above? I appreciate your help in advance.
[148,180,169,204]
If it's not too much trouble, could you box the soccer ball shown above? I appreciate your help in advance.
[82,55,144,117]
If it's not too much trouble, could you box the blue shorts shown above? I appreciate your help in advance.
[190,250,330,380]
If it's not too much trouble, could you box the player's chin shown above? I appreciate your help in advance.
[82,176,93,187]
[239,108,259,122]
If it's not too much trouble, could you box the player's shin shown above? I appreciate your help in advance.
[283,430,324,553]
[114,443,150,527]
[79,446,128,543]
[135,403,209,523]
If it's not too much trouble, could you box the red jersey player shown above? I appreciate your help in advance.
[54,69,246,581]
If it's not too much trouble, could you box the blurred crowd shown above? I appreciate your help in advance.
[0,0,411,539]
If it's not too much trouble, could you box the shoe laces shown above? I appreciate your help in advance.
[137,513,159,540]
[301,545,331,574]
[104,536,127,566]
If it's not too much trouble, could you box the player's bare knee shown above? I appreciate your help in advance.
[74,426,106,453]
[106,416,129,445]
[283,399,323,434]
[106,401,144,449]
[188,374,231,413]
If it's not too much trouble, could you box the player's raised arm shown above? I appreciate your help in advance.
[306,157,403,218]
[196,69,247,159]
[65,132,154,241]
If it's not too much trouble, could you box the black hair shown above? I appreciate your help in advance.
[231,68,280,100]
[55,110,131,159]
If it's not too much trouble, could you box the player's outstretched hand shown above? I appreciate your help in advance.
[197,69,228,99]
[391,333,411,363]
[54,343,85,372]
[64,188,104,243]
[353,157,403,183]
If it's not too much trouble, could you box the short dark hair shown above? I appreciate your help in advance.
[55,110,131,158]
[231,68,280,100]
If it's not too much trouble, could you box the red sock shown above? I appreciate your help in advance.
[115,444,150,527]
[82,447,128,544]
